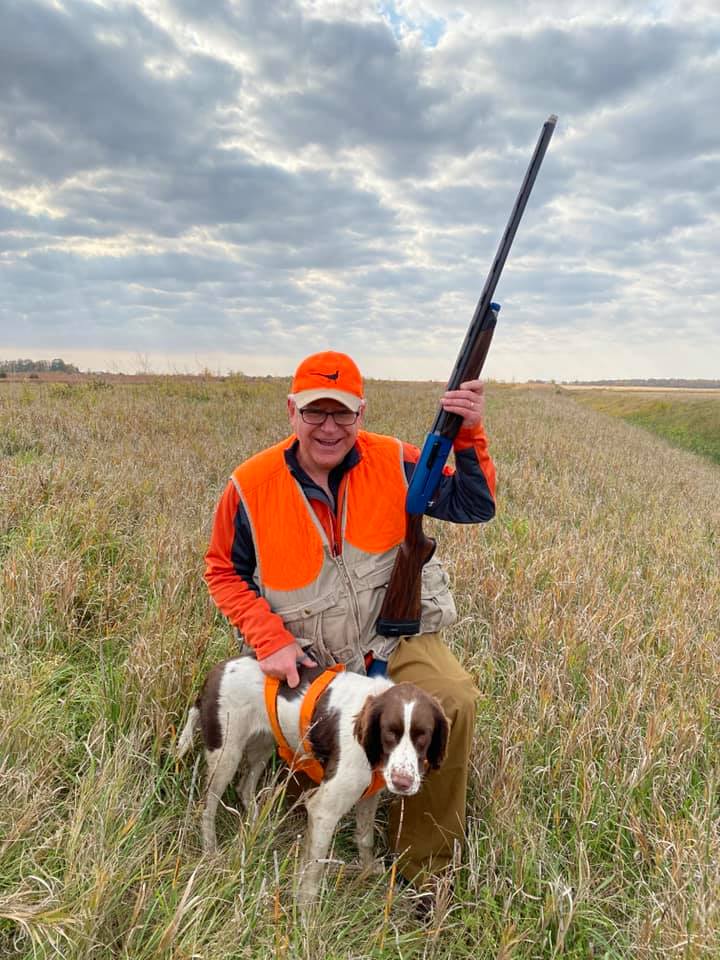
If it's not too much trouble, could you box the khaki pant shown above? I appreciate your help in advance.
[387,632,479,884]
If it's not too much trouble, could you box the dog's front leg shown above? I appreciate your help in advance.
[299,783,359,906]
[354,792,382,875]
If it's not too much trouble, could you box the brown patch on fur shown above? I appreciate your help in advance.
[353,694,382,767]
[307,687,340,781]
[277,664,327,702]
[198,659,231,752]
[409,692,449,769]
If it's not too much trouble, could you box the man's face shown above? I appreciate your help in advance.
[288,397,364,477]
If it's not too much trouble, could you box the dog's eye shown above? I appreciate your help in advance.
[413,731,429,751]
[382,727,401,749]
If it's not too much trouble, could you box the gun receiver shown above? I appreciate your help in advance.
[376,114,557,638]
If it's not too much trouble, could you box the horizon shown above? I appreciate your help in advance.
[2,354,719,387]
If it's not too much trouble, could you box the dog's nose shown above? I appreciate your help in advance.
[390,771,415,793]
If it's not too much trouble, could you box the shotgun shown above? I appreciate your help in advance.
[376,114,558,638]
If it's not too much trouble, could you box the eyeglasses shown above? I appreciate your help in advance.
[299,407,360,426]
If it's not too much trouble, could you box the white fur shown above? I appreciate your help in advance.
[386,700,423,794]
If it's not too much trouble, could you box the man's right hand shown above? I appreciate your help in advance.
[259,641,317,688]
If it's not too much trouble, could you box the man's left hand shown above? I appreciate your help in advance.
[440,379,485,428]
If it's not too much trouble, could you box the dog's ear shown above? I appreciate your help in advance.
[426,698,450,770]
[353,696,384,768]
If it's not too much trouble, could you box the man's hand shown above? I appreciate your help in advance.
[440,379,485,428]
[259,641,317,688]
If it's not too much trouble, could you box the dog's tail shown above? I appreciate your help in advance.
[176,705,200,758]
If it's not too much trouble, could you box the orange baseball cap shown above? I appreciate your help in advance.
[289,351,364,412]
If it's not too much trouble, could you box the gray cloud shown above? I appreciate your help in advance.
[1,1,239,186]
[488,23,713,110]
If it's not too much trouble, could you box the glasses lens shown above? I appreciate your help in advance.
[300,408,358,425]
[300,409,327,424]
[332,410,358,425]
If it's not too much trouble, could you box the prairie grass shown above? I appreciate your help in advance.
[1,377,719,958]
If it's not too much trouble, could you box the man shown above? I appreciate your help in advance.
[204,350,496,899]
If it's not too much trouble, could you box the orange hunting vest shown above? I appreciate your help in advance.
[231,431,456,671]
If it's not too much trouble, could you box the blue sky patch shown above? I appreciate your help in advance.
[378,1,447,47]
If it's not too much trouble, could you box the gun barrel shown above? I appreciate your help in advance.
[445,114,557,395]
[429,114,557,440]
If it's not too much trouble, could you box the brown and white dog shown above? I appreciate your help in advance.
[177,657,449,903]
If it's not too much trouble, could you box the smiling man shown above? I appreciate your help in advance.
[204,349,496,912]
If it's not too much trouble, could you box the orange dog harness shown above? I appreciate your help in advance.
[264,664,385,798]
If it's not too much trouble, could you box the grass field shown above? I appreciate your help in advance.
[567,389,720,466]
[2,378,719,959]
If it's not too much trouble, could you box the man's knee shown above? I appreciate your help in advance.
[441,681,477,753]
[420,670,477,728]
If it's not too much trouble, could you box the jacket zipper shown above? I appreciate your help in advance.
[334,475,362,639]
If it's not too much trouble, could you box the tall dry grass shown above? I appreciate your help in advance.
[1,377,718,958]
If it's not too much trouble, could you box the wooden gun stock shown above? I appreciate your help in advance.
[376,514,437,637]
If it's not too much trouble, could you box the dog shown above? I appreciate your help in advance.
[177,657,450,903]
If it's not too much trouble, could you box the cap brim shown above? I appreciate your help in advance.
[289,388,363,412]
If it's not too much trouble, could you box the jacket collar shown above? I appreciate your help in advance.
[284,438,362,509]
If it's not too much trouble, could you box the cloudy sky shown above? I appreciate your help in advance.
[2,0,719,381]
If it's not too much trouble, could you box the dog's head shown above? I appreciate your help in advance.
[353,683,450,795]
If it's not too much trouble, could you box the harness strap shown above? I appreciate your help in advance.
[263,664,385,798]
[364,769,386,798]
[299,664,345,760]
[264,665,345,783]
[263,675,295,768]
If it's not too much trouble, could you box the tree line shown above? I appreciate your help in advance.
[0,358,80,374]
[568,378,720,389]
